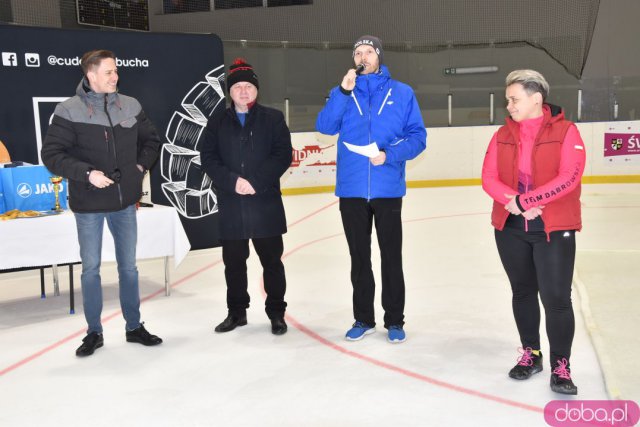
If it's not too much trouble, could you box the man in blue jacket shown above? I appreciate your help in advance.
[316,35,426,343]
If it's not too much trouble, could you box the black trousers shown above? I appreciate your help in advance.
[339,197,405,328]
[495,227,576,365]
[222,235,287,319]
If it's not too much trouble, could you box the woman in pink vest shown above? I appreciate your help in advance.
[482,69,586,395]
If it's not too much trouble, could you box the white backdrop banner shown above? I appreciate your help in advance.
[284,120,640,190]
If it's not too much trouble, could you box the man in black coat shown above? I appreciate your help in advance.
[201,59,293,335]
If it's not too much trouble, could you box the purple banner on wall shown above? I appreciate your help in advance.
[604,133,640,157]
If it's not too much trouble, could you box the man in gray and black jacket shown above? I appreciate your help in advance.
[42,49,163,357]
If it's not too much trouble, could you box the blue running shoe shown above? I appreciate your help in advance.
[387,325,406,343]
[345,321,375,341]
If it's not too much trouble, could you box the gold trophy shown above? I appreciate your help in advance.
[50,176,64,212]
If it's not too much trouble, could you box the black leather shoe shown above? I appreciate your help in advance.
[270,317,287,335]
[76,332,104,357]
[126,324,163,346]
[508,348,543,380]
[214,314,247,333]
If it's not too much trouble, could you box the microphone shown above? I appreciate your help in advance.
[355,63,365,75]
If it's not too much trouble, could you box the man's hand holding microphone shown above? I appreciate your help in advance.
[340,63,365,92]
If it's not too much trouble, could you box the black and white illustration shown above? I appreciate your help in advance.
[160,65,226,218]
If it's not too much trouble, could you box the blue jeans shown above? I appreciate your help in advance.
[74,204,141,334]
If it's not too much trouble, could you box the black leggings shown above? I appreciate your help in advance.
[495,227,576,365]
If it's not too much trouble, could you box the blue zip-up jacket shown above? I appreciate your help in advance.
[316,65,426,199]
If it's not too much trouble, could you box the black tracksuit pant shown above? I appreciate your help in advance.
[222,235,287,319]
[495,226,576,365]
[339,197,405,328]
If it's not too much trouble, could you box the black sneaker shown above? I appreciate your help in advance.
[126,323,163,346]
[76,332,104,357]
[550,358,578,395]
[508,347,543,380]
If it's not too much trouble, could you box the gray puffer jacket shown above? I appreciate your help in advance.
[42,79,160,213]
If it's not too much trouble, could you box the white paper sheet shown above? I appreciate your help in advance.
[343,141,380,158]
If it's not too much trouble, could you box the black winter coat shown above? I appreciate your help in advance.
[201,103,292,240]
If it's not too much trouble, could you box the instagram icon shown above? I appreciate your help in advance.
[25,53,40,67]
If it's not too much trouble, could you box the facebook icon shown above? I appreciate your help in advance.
[2,52,18,66]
